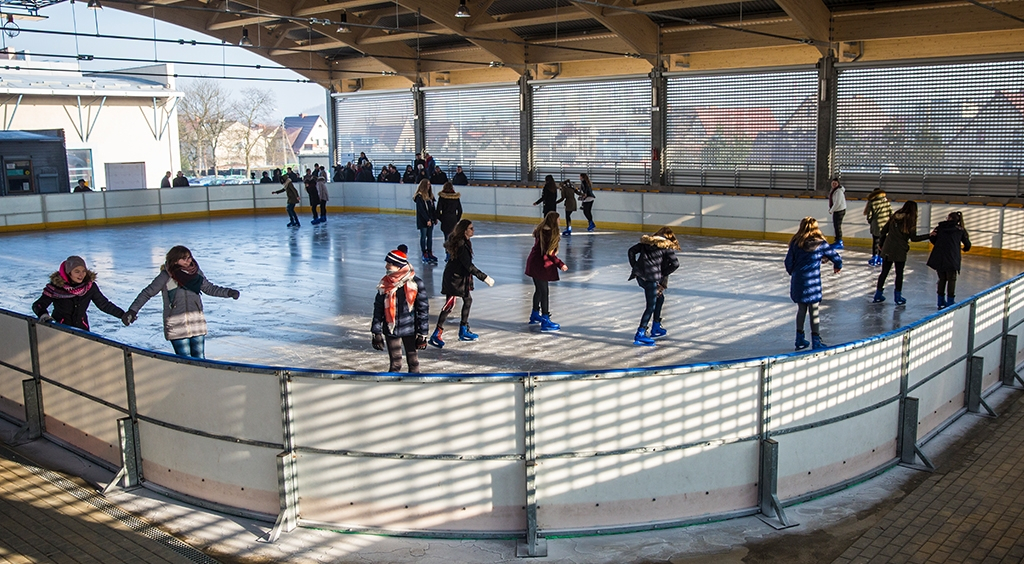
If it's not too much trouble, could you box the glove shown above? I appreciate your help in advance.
[415,334,428,349]
[483,276,495,287]
[372,333,385,351]
[38,313,53,324]
[122,310,137,326]
[228,289,241,300]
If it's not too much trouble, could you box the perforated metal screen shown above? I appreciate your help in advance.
[424,84,521,182]
[334,91,415,170]
[836,60,1024,196]
[531,77,652,184]
[664,69,818,190]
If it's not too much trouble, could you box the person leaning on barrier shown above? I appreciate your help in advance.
[452,166,468,186]
[172,171,190,187]
[160,171,172,188]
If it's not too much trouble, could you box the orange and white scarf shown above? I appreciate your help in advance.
[377,266,417,332]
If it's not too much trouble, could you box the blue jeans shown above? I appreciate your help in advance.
[286,203,299,224]
[419,226,434,256]
[170,335,205,359]
[638,279,664,329]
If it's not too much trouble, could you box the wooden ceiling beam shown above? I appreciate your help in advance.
[569,0,661,62]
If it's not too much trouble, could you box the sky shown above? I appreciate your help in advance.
[4,1,328,121]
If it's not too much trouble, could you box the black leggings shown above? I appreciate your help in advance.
[582,201,594,223]
[385,335,419,373]
[436,294,473,328]
[565,210,573,228]
[796,303,820,335]
[937,271,958,298]
[318,202,327,219]
[872,235,882,257]
[532,278,549,315]
[877,259,906,292]
[832,210,845,242]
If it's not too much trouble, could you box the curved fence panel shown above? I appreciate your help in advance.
[974,290,1009,391]
[35,325,128,465]
[138,420,280,515]
[291,377,525,531]
[770,340,902,499]
[36,325,128,410]
[0,314,29,420]
[534,366,761,529]
[908,311,969,437]
[132,355,282,515]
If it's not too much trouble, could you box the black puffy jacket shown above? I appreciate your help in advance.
[627,235,680,286]
[32,271,125,331]
[372,276,430,338]
[927,220,971,273]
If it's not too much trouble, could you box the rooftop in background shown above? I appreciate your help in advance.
[283,113,328,155]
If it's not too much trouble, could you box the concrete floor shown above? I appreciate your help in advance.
[0,212,1020,373]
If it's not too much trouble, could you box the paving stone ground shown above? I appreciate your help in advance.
[831,392,1024,564]
[0,444,214,564]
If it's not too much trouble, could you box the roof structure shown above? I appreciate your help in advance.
[0,59,180,97]
[29,0,1024,92]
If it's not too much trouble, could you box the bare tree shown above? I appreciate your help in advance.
[229,87,276,178]
[177,78,232,175]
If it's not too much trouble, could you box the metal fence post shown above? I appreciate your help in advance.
[898,397,934,470]
[104,350,144,492]
[966,356,996,417]
[17,322,44,442]
[517,374,546,557]
[1002,334,1021,387]
[269,370,299,543]
[756,439,795,529]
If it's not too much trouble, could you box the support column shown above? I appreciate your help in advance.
[413,86,426,156]
[650,68,666,188]
[326,87,337,167]
[519,73,533,183]
[815,54,838,192]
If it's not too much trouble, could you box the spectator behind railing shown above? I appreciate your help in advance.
[387,164,401,183]
[452,166,468,186]
[431,166,448,185]
[332,164,343,182]
[356,161,375,182]
[403,165,416,184]
[343,162,356,182]
[378,165,390,183]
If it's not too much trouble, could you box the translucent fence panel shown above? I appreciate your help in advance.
[0,315,29,420]
[132,355,282,445]
[132,355,282,515]
[1008,278,1024,331]
[138,421,280,515]
[291,378,523,531]
[40,382,123,466]
[770,341,902,500]
[36,325,128,410]
[534,366,761,529]
[974,290,1009,391]
[0,314,31,373]
[908,311,969,437]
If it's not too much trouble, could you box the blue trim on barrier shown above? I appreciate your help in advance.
[4,269,1024,380]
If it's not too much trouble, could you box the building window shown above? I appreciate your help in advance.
[66,148,93,188]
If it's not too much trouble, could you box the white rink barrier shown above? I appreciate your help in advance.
[4,183,1024,258]
[2,273,1024,556]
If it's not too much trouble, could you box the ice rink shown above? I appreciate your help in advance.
[0,212,1019,373]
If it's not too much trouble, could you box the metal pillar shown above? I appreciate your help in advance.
[519,73,533,183]
[1001,334,1023,387]
[517,374,546,557]
[898,397,934,471]
[650,67,666,188]
[814,54,838,192]
[966,356,997,417]
[14,323,44,444]
[413,86,426,156]
[269,371,299,543]
[104,417,143,493]
[757,439,796,529]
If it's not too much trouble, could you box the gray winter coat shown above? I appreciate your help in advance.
[128,268,235,340]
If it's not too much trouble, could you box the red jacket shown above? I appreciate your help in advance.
[524,234,565,282]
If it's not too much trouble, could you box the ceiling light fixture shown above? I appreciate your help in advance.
[239,27,253,46]
[87,0,102,9]
[337,12,350,33]
[455,0,470,18]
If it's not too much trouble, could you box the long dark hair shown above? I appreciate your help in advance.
[543,175,557,192]
[445,219,473,255]
[894,200,918,234]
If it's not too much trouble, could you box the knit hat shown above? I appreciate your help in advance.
[386,249,408,267]
[63,256,87,273]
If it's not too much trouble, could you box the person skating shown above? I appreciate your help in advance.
[414,179,439,264]
[557,179,580,236]
[525,212,568,332]
[864,188,892,266]
[785,217,842,350]
[579,173,597,231]
[303,168,321,224]
[874,200,929,305]
[627,227,680,346]
[371,247,430,372]
[927,211,971,309]
[315,164,329,223]
[32,256,127,331]
[428,219,495,348]
[272,175,301,227]
[533,175,558,216]
[122,246,240,359]
[436,182,463,262]
[827,177,846,249]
